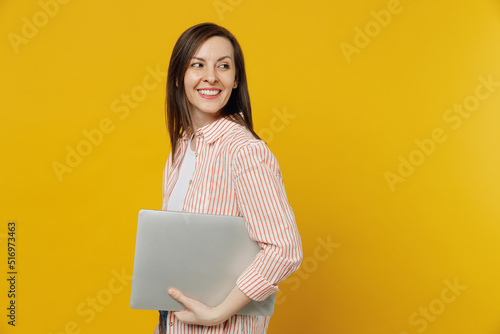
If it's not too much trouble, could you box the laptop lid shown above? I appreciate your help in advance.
[130,209,275,316]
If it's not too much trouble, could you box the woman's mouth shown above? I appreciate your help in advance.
[197,89,222,99]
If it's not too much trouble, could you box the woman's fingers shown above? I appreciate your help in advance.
[168,288,195,322]
[167,288,220,326]
[168,288,190,308]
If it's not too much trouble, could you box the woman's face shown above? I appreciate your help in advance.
[183,36,237,126]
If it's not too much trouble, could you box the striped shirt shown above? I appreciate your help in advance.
[155,116,303,334]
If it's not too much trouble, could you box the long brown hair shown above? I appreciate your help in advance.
[165,23,259,161]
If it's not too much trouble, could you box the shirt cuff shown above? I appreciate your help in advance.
[236,264,279,301]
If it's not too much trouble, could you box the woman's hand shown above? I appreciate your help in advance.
[168,285,252,326]
[168,288,225,326]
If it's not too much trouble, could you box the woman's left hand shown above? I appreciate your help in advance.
[168,288,226,326]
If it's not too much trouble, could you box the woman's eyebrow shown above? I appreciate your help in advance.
[192,56,232,62]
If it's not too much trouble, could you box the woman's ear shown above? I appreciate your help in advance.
[233,81,238,89]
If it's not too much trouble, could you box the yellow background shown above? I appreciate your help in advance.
[1,0,500,333]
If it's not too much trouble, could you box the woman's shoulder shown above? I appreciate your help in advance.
[223,121,265,151]
[223,123,283,181]
[223,122,281,166]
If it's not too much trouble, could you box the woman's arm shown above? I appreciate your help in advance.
[232,140,303,301]
[168,138,302,326]
[168,285,251,326]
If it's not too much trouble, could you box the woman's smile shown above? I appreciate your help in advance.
[197,88,222,99]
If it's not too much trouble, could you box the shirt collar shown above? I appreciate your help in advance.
[181,115,239,144]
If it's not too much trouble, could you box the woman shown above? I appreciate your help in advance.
[156,22,302,334]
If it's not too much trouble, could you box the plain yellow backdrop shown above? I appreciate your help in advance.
[1,0,500,333]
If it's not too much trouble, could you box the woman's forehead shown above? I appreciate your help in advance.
[193,36,234,59]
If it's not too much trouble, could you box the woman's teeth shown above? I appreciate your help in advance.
[198,89,221,96]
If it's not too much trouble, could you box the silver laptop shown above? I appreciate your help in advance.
[130,209,275,316]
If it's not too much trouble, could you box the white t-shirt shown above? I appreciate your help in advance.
[166,139,196,212]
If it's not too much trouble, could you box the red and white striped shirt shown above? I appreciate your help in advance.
[155,116,303,334]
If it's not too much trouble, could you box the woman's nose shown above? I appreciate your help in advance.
[203,67,218,84]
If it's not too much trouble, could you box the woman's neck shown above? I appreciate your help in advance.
[190,110,221,133]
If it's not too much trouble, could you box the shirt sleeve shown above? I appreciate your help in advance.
[232,140,303,301]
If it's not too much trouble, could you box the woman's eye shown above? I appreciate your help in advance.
[191,63,203,68]
[219,63,230,69]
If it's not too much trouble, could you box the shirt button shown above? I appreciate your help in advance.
[195,152,198,157]
[188,180,192,185]
[198,131,203,136]
[181,209,184,212]
[169,322,173,326]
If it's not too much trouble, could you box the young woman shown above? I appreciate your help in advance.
[155,22,302,334]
